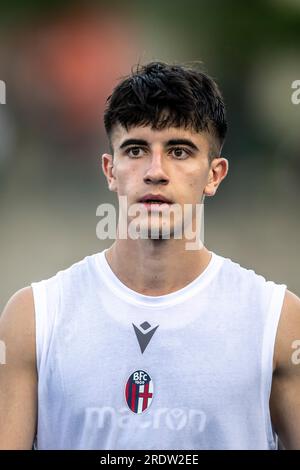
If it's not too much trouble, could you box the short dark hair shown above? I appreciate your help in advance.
[104,61,227,157]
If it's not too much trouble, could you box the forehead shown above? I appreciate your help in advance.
[110,124,211,151]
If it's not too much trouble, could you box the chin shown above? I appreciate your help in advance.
[147,223,177,240]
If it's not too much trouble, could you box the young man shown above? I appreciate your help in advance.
[0,61,300,450]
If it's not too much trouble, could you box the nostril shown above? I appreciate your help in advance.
[144,177,168,185]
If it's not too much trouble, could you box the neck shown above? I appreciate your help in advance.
[105,237,212,296]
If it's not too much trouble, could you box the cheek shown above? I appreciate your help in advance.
[114,163,140,193]
[182,170,208,202]
[192,165,210,186]
[184,168,207,189]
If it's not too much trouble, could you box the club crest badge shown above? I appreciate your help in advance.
[125,370,154,414]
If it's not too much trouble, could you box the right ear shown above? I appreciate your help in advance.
[101,153,117,192]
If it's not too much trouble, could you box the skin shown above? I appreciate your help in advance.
[0,287,37,449]
[101,124,228,295]
[0,124,299,449]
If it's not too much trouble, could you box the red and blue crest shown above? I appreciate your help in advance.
[125,370,154,414]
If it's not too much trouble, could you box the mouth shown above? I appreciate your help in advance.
[139,194,173,203]
[138,194,173,209]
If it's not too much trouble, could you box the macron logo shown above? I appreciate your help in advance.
[132,321,159,354]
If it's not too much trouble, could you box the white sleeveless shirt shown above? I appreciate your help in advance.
[31,249,286,450]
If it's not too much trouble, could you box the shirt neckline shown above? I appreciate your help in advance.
[96,248,223,309]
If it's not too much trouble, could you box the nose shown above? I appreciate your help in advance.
[143,152,169,186]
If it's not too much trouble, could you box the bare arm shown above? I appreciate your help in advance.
[0,287,37,449]
[270,290,300,449]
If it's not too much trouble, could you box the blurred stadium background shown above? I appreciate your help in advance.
[0,0,299,309]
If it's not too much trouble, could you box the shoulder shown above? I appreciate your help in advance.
[31,252,101,294]
[215,253,268,281]
[0,287,36,366]
[1,286,35,330]
[215,253,280,295]
[274,289,300,372]
[47,252,101,283]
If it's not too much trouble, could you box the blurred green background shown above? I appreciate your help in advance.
[0,0,299,309]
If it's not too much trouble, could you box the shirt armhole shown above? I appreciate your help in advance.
[31,274,60,376]
[261,282,287,450]
[31,280,47,375]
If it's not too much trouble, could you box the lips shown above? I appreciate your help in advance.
[138,194,173,204]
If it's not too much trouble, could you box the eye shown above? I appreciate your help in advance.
[169,147,191,159]
[125,146,146,158]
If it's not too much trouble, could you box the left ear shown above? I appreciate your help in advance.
[204,157,229,197]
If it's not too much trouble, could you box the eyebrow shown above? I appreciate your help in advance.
[119,139,148,149]
[119,138,199,151]
[167,139,199,151]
